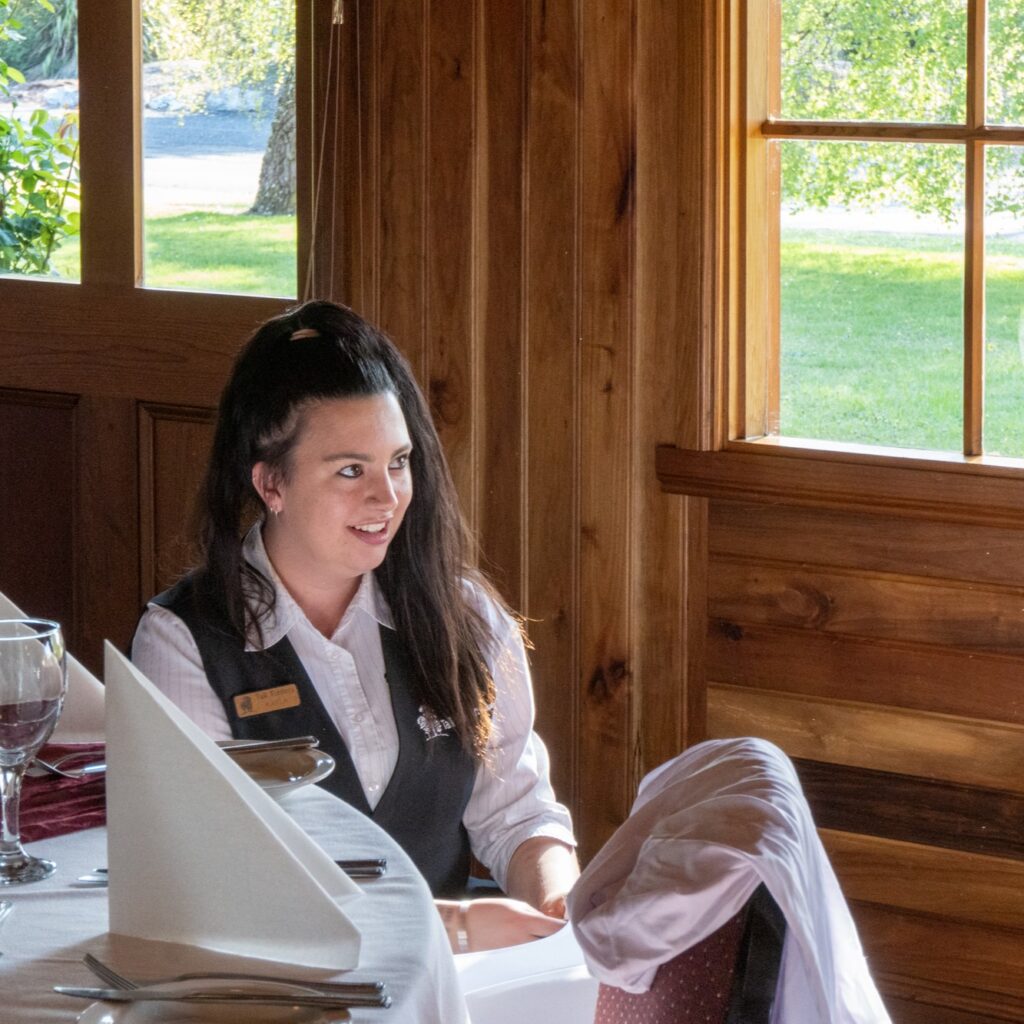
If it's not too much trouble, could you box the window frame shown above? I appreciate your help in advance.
[656,0,1024,523]
[728,0,1024,467]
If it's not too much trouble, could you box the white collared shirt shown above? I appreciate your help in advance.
[132,527,575,890]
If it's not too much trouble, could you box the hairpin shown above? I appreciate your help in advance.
[290,327,321,340]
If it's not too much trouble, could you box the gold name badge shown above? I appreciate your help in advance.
[233,684,301,719]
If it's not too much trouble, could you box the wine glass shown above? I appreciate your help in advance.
[0,619,68,885]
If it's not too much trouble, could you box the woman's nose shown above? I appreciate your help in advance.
[367,470,398,509]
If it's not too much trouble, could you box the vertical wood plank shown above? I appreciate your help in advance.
[523,0,581,809]
[576,0,636,860]
[73,397,140,674]
[0,391,77,631]
[374,0,428,379]
[425,0,477,519]
[474,0,526,605]
[634,0,690,776]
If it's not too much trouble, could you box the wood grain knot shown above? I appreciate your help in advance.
[587,659,630,703]
[714,620,744,642]
[779,581,833,627]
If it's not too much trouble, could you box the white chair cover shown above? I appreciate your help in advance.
[567,737,891,1024]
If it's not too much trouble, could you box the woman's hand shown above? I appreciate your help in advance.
[436,897,565,953]
[505,837,580,919]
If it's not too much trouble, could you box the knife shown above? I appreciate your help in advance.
[54,985,391,1008]
[75,858,387,886]
[217,735,321,755]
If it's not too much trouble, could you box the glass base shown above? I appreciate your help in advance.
[0,851,56,885]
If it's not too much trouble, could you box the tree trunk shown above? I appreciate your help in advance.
[249,72,295,215]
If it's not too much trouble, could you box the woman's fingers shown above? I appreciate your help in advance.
[465,897,565,951]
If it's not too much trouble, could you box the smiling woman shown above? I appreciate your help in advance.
[130,299,579,951]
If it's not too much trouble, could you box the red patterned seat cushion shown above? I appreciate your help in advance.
[593,906,747,1024]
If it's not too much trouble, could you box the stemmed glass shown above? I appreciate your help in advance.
[0,619,68,885]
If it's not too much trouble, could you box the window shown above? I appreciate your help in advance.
[0,0,299,297]
[737,0,1024,460]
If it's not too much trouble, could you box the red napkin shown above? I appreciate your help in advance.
[20,742,107,843]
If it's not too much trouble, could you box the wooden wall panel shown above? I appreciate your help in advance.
[372,0,426,366]
[424,0,477,511]
[475,0,526,605]
[575,0,637,860]
[708,684,1024,793]
[821,830,1024,931]
[0,390,77,630]
[521,0,581,809]
[138,405,216,599]
[702,497,1024,1021]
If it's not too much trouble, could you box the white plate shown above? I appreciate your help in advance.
[230,748,336,799]
[75,979,350,1024]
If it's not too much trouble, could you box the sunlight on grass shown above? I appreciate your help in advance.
[780,229,1024,455]
[48,211,297,297]
[144,213,296,297]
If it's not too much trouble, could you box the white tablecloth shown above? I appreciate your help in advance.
[0,787,469,1023]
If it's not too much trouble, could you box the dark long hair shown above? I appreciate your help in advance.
[194,300,496,756]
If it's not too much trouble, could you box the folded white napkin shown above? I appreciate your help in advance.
[104,643,362,968]
[0,590,105,742]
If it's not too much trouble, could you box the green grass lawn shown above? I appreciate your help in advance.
[51,211,297,297]
[780,228,1024,457]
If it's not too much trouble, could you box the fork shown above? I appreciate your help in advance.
[28,754,106,780]
[82,953,389,1003]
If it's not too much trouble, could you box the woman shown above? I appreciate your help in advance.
[133,300,578,952]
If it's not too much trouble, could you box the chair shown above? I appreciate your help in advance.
[593,883,785,1024]
[570,738,891,1024]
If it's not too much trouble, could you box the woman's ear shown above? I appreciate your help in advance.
[252,462,284,515]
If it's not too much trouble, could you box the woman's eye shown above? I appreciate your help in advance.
[338,464,362,479]
[389,453,410,471]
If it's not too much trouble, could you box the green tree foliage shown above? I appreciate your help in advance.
[0,0,79,275]
[781,0,1024,220]
[146,0,295,214]
[2,0,74,78]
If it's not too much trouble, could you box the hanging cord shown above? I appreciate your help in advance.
[302,2,342,301]
[352,0,365,306]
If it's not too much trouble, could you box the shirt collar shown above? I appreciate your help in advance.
[242,523,393,650]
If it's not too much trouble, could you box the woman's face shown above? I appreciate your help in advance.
[254,392,413,594]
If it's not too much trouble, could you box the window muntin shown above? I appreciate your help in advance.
[743,0,1024,461]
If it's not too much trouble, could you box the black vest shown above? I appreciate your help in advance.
[147,576,476,896]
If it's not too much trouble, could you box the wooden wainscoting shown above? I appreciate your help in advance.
[704,497,1024,1023]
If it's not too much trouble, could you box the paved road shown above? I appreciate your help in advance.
[143,110,275,215]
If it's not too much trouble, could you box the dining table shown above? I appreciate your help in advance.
[0,785,470,1023]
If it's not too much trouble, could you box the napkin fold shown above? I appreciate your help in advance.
[104,643,362,969]
[0,591,105,742]
[20,742,107,843]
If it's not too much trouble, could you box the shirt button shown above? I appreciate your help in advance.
[367,783,380,793]
[353,712,366,724]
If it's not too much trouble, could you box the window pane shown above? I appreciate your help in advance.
[140,1,295,297]
[778,141,964,452]
[988,0,1024,126]
[780,0,967,124]
[0,0,80,282]
[983,147,1024,457]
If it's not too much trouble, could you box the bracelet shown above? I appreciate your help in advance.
[456,899,470,954]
